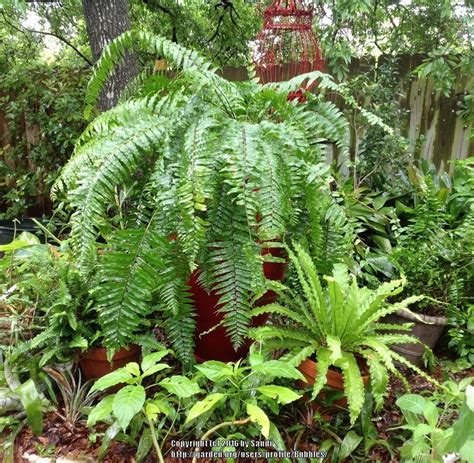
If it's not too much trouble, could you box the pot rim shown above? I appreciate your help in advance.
[395,309,447,326]
[81,344,140,360]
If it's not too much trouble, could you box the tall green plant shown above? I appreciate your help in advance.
[390,161,474,316]
[250,243,439,423]
[53,31,388,364]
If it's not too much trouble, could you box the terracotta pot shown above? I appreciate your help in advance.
[79,345,141,380]
[298,358,369,410]
[382,310,447,367]
[191,246,286,363]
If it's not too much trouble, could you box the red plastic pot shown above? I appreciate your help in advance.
[79,345,141,380]
[190,246,286,363]
[298,358,369,417]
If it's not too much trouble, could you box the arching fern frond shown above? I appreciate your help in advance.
[53,98,158,199]
[306,190,355,275]
[295,100,349,149]
[68,113,169,268]
[176,117,219,268]
[85,30,216,118]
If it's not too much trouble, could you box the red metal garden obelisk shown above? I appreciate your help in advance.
[253,0,325,100]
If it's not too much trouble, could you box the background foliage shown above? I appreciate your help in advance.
[0,62,88,218]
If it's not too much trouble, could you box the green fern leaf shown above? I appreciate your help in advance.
[359,349,388,411]
[334,352,365,424]
[94,218,166,348]
[310,347,332,400]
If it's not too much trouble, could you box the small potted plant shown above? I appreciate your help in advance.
[249,242,438,423]
[0,233,140,379]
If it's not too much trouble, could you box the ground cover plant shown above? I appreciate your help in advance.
[0,0,473,462]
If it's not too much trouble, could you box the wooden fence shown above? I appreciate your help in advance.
[221,54,473,172]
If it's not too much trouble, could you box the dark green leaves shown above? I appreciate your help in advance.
[94,225,167,349]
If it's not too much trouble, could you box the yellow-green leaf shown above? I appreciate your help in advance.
[246,403,270,438]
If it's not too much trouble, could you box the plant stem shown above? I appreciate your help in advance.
[146,415,165,463]
[31,218,62,245]
[322,426,343,445]
[192,417,251,463]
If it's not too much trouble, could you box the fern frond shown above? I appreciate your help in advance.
[68,113,169,268]
[249,337,308,351]
[359,349,388,411]
[8,328,57,363]
[248,303,310,328]
[294,100,349,149]
[354,295,424,338]
[374,333,422,346]
[334,352,365,424]
[163,297,196,368]
[151,239,190,315]
[254,124,292,240]
[84,30,212,118]
[176,117,217,268]
[263,71,338,96]
[220,122,261,231]
[373,322,414,331]
[279,346,317,367]
[289,243,329,335]
[310,347,332,400]
[307,191,355,275]
[94,219,166,349]
[359,339,397,375]
[210,238,264,349]
[52,98,157,198]
[389,351,444,390]
[248,326,312,345]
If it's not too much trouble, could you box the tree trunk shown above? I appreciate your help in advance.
[82,0,138,112]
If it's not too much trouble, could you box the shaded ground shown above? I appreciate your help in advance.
[14,414,139,463]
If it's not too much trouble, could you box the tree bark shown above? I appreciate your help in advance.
[82,0,138,111]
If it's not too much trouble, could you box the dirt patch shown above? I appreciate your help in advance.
[14,413,139,463]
